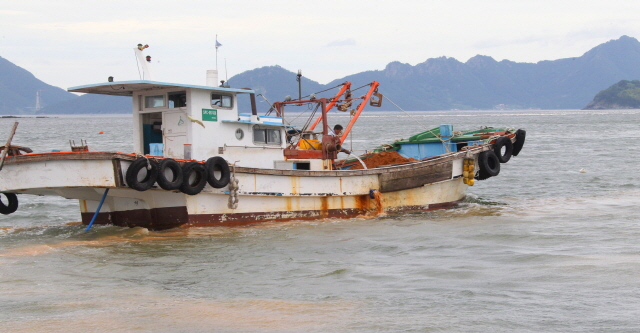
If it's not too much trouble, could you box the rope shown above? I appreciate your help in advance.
[135,153,153,169]
[297,83,344,100]
[382,95,431,131]
[134,49,142,80]
[286,103,316,124]
[350,83,373,92]
[296,82,373,101]
[257,94,275,116]
[228,162,239,209]
[283,102,323,148]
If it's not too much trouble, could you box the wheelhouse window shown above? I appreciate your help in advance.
[145,95,165,108]
[168,91,186,108]
[253,125,282,145]
[211,93,233,108]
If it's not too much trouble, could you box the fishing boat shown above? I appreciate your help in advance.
[0,45,525,230]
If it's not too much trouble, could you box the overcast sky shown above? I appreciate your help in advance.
[2,0,639,90]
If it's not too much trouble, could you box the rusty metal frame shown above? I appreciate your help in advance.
[275,98,341,160]
[308,82,352,131]
[340,81,379,144]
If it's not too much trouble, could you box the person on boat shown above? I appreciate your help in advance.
[331,124,351,155]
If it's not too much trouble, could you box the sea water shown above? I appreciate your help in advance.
[1,110,640,332]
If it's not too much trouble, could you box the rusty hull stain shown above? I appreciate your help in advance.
[80,196,462,230]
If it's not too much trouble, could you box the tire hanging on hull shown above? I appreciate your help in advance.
[205,156,231,188]
[512,129,526,156]
[0,193,18,215]
[180,162,208,195]
[157,158,183,191]
[493,136,513,163]
[126,157,159,191]
[476,150,500,180]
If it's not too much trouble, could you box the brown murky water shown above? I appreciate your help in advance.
[2,110,640,332]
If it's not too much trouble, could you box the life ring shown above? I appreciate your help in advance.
[0,193,18,215]
[205,156,231,188]
[180,162,208,195]
[512,129,526,156]
[476,150,500,180]
[156,158,183,191]
[126,157,159,191]
[493,136,513,163]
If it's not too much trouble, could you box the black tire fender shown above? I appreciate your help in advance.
[126,157,159,191]
[205,156,231,188]
[493,136,513,163]
[156,158,183,191]
[0,193,18,215]
[476,150,501,180]
[180,162,208,195]
[512,129,526,157]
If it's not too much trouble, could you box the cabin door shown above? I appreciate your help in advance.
[162,111,188,159]
[141,112,163,155]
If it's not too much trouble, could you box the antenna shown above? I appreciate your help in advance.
[225,58,228,84]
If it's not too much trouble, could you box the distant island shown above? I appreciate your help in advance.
[0,115,56,118]
[583,80,640,109]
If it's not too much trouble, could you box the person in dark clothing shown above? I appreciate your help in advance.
[332,124,351,155]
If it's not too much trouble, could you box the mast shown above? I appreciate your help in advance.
[134,44,154,80]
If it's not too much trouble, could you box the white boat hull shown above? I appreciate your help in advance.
[0,150,476,229]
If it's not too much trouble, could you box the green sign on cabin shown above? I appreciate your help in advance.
[202,108,218,121]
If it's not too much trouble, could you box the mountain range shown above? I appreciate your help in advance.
[230,35,640,111]
[2,35,640,114]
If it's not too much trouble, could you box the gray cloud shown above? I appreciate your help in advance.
[326,38,356,47]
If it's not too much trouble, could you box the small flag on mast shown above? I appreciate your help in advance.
[216,39,222,49]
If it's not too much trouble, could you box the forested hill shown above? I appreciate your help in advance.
[583,80,640,109]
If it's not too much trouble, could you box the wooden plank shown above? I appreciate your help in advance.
[3,151,136,164]
[2,144,486,181]
[0,122,19,171]
[379,160,453,193]
[112,159,125,187]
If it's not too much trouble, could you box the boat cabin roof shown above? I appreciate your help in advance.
[68,80,255,96]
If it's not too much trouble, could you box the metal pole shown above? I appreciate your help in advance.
[297,70,302,100]
[250,93,258,116]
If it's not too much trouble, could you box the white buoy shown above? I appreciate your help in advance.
[579,168,586,173]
